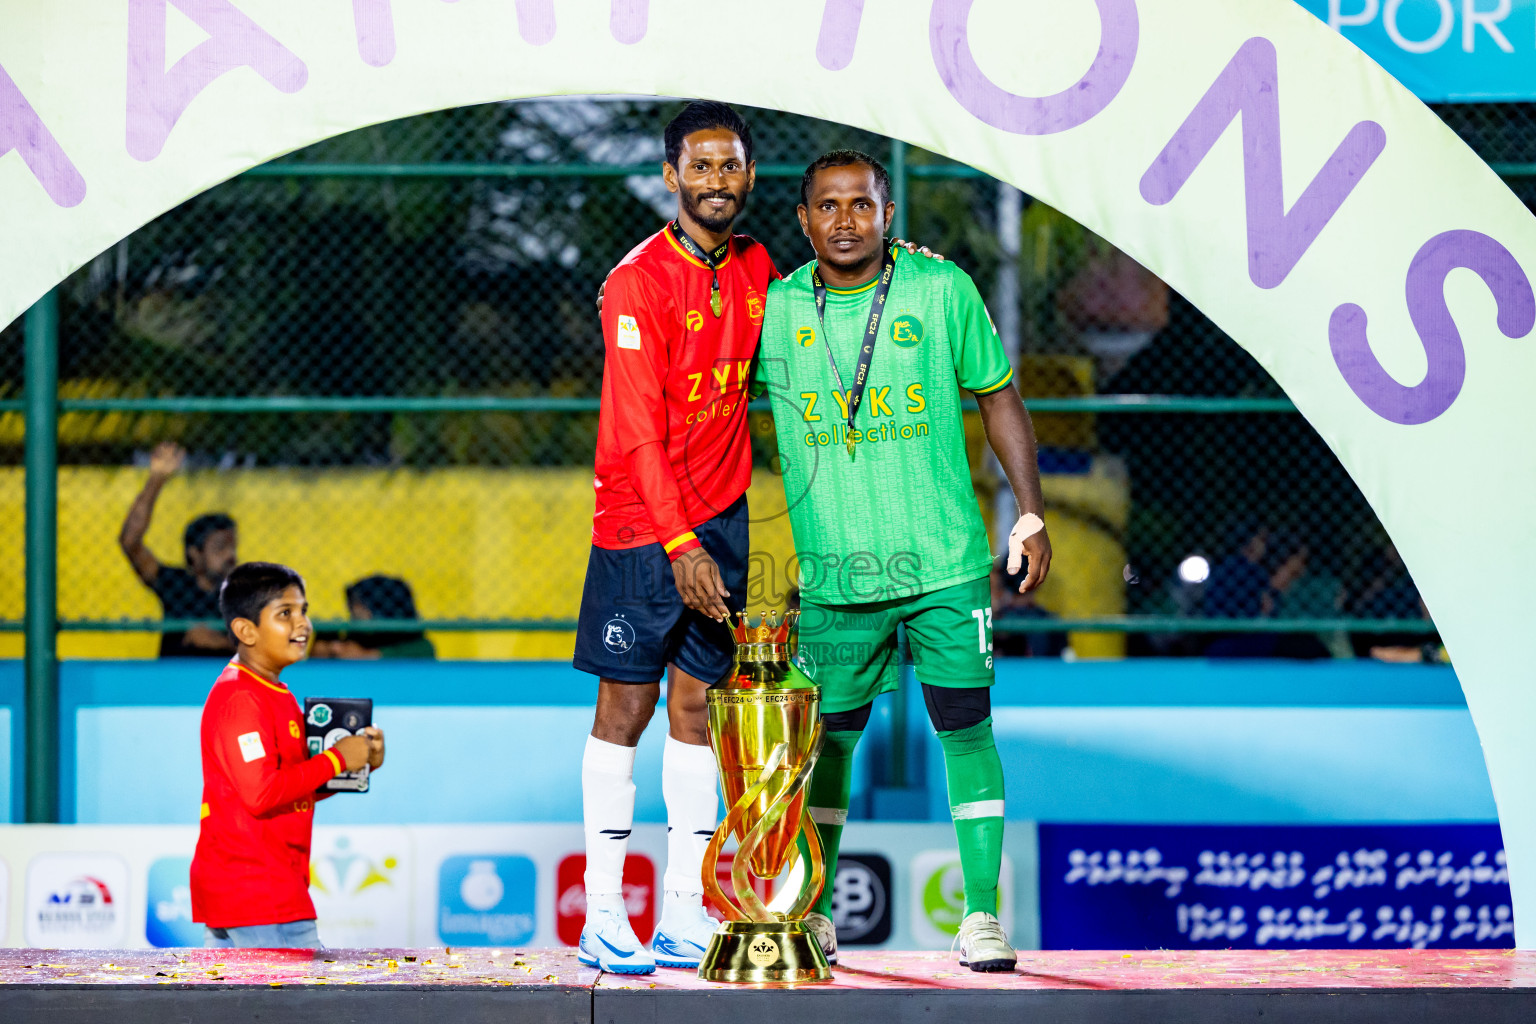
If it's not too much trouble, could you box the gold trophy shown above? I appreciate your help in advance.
[698,609,832,983]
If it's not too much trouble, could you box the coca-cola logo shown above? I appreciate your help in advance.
[555,854,655,945]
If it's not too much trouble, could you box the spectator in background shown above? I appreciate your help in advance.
[311,575,436,660]
[1205,526,1330,659]
[1055,235,1170,380]
[991,562,1067,658]
[1350,543,1443,663]
[119,441,237,658]
[1203,521,1271,620]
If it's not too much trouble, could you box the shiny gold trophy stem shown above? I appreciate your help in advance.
[698,611,832,984]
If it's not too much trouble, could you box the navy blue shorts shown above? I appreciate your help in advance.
[573,495,749,684]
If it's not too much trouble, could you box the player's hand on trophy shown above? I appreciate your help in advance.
[892,238,944,262]
[332,734,372,772]
[148,440,186,480]
[672,547,731,621]
[363,725,385,770]
[1007,512,1052,593]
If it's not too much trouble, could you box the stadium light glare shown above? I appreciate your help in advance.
[1178,555,1211,585]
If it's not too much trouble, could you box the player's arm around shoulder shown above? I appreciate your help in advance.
[750,276,795,400]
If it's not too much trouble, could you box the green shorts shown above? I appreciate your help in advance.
[795,575,995,714]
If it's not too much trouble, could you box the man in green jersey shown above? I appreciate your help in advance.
[757,151,1052,972]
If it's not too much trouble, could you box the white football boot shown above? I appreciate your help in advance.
[955,911,1016,972]
[650,896,719,968]
[805,910,839,966]
[577,903,656,975]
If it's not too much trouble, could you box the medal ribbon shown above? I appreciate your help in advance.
[811,246,897,459]
[667,220,730,317]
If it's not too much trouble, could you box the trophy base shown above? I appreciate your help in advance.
[697,920,833,984]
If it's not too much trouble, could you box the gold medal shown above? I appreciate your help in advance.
[710,288,723,318]
[846,434,856,458]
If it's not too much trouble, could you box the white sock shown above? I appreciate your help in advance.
[662,734,720,899]
[582,734,637,912]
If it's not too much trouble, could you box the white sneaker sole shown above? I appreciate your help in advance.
[576,948,656,975]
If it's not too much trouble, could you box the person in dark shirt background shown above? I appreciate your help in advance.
[311,575,436,660]
[991,562,1067,658]
[118,441,239,658]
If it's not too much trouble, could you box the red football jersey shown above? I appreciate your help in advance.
[593,224,778,557]
[190,661,344,929]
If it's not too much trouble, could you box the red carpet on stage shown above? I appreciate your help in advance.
[2,947,1535,1023]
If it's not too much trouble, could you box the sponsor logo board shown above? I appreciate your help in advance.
[556,853,655,945]
[831,853,893,945]
[1038,823,1513,950]
[438,855,536,946]
[144,856,201,947]
[309,829,411,947]
[909,849,1014,947]
[26,853,130,948]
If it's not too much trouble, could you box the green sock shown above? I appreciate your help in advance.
[803,728,862,919]
[937,717,1005,917]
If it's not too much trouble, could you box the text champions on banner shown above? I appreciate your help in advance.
[3,0,1536,944]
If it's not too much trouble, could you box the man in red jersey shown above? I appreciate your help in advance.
[191,562,382,947]
[574,101,776,974]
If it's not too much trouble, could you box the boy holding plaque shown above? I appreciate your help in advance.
[191,562,385,948]
[757,152,1052,972]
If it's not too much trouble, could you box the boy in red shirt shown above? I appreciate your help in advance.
[191,561,384,948]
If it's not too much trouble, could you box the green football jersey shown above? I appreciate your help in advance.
[758,247,1014,605]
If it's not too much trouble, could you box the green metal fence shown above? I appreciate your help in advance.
[11,96,1504,669]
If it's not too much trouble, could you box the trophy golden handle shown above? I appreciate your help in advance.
[731,721,824,923]
[731,744,799,921]
[702,741,791,923]
[785,721,828,920]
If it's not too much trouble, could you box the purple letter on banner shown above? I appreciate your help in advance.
[353,0,396,67]
[611,0,649,45]
[516,0,555,45]
[1330,230,1534,425]
[1140,37,1386,290]
[126,0,308,162]
[817,0,865,71]
[0,62,86,208]
[930,0,1138,135]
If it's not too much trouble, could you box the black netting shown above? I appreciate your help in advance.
[7,97,1518,658]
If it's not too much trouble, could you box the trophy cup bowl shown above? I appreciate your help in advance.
[698,610,832,984]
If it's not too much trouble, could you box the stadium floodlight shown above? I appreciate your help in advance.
[1178,555,1211,585]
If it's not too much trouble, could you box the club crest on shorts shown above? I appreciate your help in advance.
[603,617,635,653]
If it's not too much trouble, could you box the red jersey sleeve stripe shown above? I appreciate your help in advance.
[323,749,344,775]
[663,531,700,555]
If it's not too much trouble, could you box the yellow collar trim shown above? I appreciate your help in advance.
[664,226,733,270]
[824,277,879,295]
[231,660,290,694]
[820,247,899,294]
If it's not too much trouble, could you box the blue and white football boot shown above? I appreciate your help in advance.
[650,896,720,969]
[577,903,656,975]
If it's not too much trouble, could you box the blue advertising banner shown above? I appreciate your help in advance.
[1296,0,1536,100]
[1040,824,1513,949]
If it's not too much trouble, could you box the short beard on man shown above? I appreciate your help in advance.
[680,185,747,235]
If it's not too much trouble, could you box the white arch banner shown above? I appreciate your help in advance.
[4,0,1536,943]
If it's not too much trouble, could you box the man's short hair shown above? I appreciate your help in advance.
[664,101,754,167]
[220,562,304,630]
[800,149,892,209]
[184,512,236,555]
[346,575,419,620]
